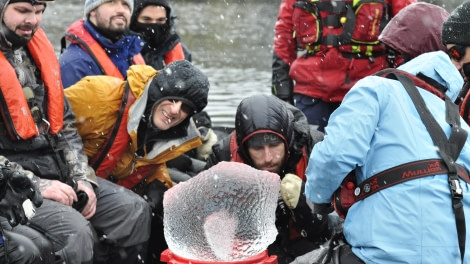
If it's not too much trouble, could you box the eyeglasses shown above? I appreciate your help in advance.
[447,45,467,61]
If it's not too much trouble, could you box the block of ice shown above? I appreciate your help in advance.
[163,161,280,262]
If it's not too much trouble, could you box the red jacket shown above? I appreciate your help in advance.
[272,0,416,102]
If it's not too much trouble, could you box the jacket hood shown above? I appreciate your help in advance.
[131,0,172,29]
[379,2,449,59]
[398,51,463,102]
[147,60,209,116]
[235,94,295,164]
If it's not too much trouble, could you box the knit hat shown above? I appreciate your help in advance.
[84,0,134,18]
[442,0,470,46]
[2,0,49,8]
[147,60,209,115]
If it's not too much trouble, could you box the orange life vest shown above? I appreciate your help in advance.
[65,19,145,79]
[0,28,64,140]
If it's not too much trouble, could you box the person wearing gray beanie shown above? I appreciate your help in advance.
[59,0,144,88]
[83,0,133,19]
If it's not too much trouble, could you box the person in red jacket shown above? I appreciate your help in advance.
[272,0,416,132]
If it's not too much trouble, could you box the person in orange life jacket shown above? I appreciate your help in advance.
[59,0,145,88]
[271,0,416,132]
[130,0,191,70]
[205,94,335,264]
[442,1,470,124]
[0,0,152,263]
[64,60,210,264]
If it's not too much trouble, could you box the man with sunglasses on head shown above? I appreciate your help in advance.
[442,0,470,124]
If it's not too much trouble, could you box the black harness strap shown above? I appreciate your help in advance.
[390,72,466,263]
[355,159,470,200]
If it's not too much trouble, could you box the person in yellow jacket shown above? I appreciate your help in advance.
[65,60,210,263]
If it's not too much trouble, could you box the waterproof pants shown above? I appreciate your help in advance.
[29,177,152,264]
[0,230,43,264]
[293,94,340,133]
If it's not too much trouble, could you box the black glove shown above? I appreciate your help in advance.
[68,180,89,212]
[144,180,168,216]
[0,165,43,226]
[272,80,294,105]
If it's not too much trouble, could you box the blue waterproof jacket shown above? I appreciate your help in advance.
[59,20,144,88]
[305,51,470,263]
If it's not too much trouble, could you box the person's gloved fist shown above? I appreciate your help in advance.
[280,173,303,209]
[0,165,43,226]
[197,127,218,161]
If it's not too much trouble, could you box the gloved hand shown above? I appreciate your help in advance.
[0,165,43,226]
[272,81,294,105]
[280,173,303,209]
[144,180,168,214]
[197,127,218,161]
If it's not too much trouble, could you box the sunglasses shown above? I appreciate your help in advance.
[447,45,467,61]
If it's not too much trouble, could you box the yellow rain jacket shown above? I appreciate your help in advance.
[65,65,202,191]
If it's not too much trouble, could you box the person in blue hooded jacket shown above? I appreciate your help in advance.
[305,50,470,263]
[59,0,145,88]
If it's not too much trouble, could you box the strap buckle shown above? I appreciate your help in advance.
[449,177,463,200]
[38,118,50,134]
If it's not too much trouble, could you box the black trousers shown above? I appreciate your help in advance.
[334,245,365,264]
[0,230,43,264]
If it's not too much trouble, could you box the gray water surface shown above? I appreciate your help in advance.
[42,0,463,127]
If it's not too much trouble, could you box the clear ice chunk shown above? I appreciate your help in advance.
[163,161,280,262]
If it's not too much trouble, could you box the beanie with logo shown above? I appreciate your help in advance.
[442,0,470,46]
[83,0,134,18]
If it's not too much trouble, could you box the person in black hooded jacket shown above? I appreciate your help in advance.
[205,94,334,264]
[130,0,191,70]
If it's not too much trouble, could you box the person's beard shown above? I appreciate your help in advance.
[1,23,35,49]
[94,14,129,41]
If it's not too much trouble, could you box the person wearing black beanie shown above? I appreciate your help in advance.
[442,0,470,125]
[442,0,470,81]
[64,60,210,264]
[442,1,470,48]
